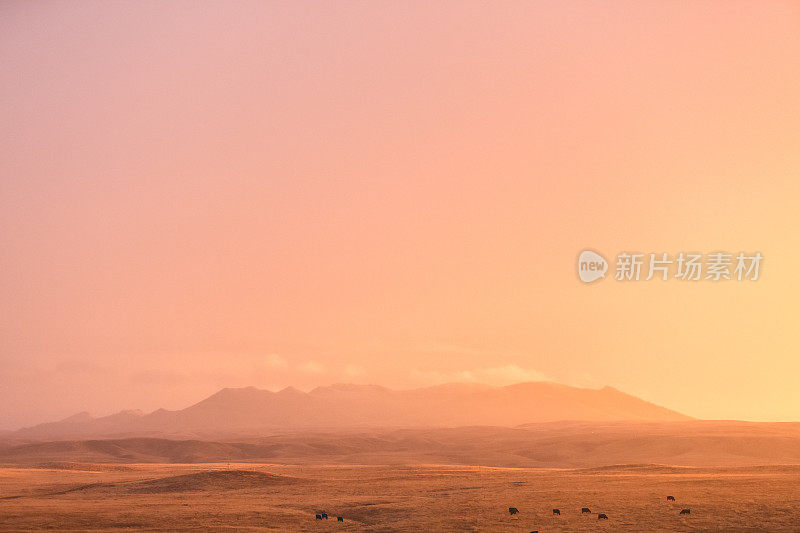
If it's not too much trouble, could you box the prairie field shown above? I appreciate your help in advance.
[2,463,799,532]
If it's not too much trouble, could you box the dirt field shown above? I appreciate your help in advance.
[1,463,799,531]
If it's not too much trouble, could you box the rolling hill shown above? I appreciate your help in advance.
[3,421,800,467]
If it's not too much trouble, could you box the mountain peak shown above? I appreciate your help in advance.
[310,383,390,395]
[61,411,94,423]
[116,409,144,417]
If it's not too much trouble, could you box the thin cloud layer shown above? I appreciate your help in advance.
[413,364,549,387]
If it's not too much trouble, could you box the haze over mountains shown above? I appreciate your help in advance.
[7,384,800,469]
[15,382,689,440]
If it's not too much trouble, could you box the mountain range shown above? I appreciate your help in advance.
[14,382,689,440]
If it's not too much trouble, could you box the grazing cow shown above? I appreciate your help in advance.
[667,496,676,501]
[315,514,322,520]
[581,507,591,513]
[553,508,560,515]
[680,509,691,515]
[337,516,344,522]
[508,507,519,515]
[321,513,328,519]
[598,513,609,520]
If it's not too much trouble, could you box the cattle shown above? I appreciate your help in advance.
[508,507,519,515]
[552,508,560,515]
[337,516,344,522]
[667,496,676,501]
[680,509,691,515]
[581,507,591,513]
[315,514,322,520]
[598,513,609,520]
[321,513,328,519]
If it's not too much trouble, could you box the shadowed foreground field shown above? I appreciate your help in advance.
[2,463,800,531]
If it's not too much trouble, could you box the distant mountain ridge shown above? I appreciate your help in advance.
[15,381,690,440]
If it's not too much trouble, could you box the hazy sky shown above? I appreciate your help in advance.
[2,1,799,429]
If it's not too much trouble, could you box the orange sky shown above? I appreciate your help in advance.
[1,1,799,429]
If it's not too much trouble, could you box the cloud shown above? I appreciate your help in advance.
[298,361,325,374]
[343,364,366,378]
[264,353,289,369]
[480,364,548,383]
[411,343,531,359]
[413,364,549,387]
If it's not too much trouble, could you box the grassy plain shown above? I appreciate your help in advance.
[2,462,799,531]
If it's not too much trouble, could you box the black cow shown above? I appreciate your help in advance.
[598,513,609,520]
[581,507,591,513]
[321,513,328,519]
[680,509,691,515]
[337,516,344,522]
[509,507,519,515]
[315,514,322,520]
[667,496,676,501]
[552,508,560,515]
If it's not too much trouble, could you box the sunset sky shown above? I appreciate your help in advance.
[2,1,799,429]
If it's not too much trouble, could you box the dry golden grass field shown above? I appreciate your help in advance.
[2,462,800,531]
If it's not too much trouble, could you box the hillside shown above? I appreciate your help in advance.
[3,421,800,467]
